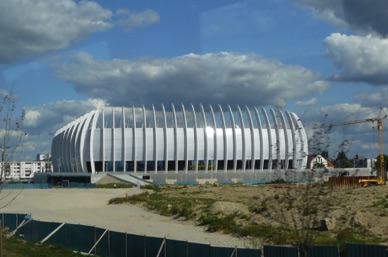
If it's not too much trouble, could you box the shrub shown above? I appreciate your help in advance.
[108,191,150,204]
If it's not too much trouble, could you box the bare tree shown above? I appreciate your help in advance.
[0,88,26,257]
[0,88,26,182]
[262,171,334,257]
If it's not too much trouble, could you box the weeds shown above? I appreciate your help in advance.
[109,189,197,219]
[108,191,150,204]
[96,183,133,189]
[4,234,93,257]
[107,184,388,247]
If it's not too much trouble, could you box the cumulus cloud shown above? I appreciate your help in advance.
[324,33,388,85]
[340,0,388,37]
[17,98,107,160]
[23,98,108,134]
[0,0,160,63]
[354,88,388,107]
[293,0,388,36]
[53,52,330,107]
[0,0,112,63]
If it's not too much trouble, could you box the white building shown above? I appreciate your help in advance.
[1,160,53,182]
[51,105,308,174]
[309,155,329,169]
[37,153,51,161]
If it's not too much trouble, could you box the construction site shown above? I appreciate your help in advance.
[313,108,387,188]
[2,111,388,257]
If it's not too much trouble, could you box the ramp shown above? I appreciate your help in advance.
[107,173,153,186]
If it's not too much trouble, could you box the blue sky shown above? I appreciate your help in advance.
[1,0,388,161]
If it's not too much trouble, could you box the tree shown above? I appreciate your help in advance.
[261,171,334,257]
[0,88,26,182]
[320,150,329,160]
[335,151,353,168]
[0,88,26,257]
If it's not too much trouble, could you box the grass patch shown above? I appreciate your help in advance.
[96,183,133,189]
[140,184,161,191]
[109,191,150,204]
[199,214,238,233]
[108,190,198,219]
[3,234,98,257]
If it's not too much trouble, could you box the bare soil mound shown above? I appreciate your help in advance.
[142,184,388,245]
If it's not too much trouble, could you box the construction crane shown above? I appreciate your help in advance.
[313,109,387,186]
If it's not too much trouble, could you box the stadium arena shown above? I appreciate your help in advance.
[51,104,308,184]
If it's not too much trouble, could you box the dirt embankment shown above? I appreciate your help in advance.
[149,184,388,244]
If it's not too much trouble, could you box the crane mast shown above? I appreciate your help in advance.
[377,118,385,184]
[314,110,387,186]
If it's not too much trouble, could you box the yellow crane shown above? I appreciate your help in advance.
[314,109,387,186]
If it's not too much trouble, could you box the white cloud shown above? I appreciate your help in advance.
[115,9,160,32]
[293,0,388,36]
[292,0,348,28]
[0,0,160,63]
[23,110,41,127]
[53,52,331,107]
[13,98,107,160]
[324,33,388,85]
[23,98,108,133]
[0,0,112,63]
[296,97,317,106]
[354,88,388,107]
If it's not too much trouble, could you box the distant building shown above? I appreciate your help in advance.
[51,105,309,174]
[0,154,53,182]
[36,153,51,161]
[309,155,331,169]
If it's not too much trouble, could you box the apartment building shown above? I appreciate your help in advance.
[1,154,53,182]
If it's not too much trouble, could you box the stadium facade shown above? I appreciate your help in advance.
[51,104,308,175]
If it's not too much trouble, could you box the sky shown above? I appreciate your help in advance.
[1,0,388,161]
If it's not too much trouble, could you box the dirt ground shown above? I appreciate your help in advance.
[1,182,388,247]
[139,183,388,244]
[0,187,251,247]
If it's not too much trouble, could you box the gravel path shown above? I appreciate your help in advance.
[0,188,251,248]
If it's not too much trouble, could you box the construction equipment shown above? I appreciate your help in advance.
[314,108,387,186]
